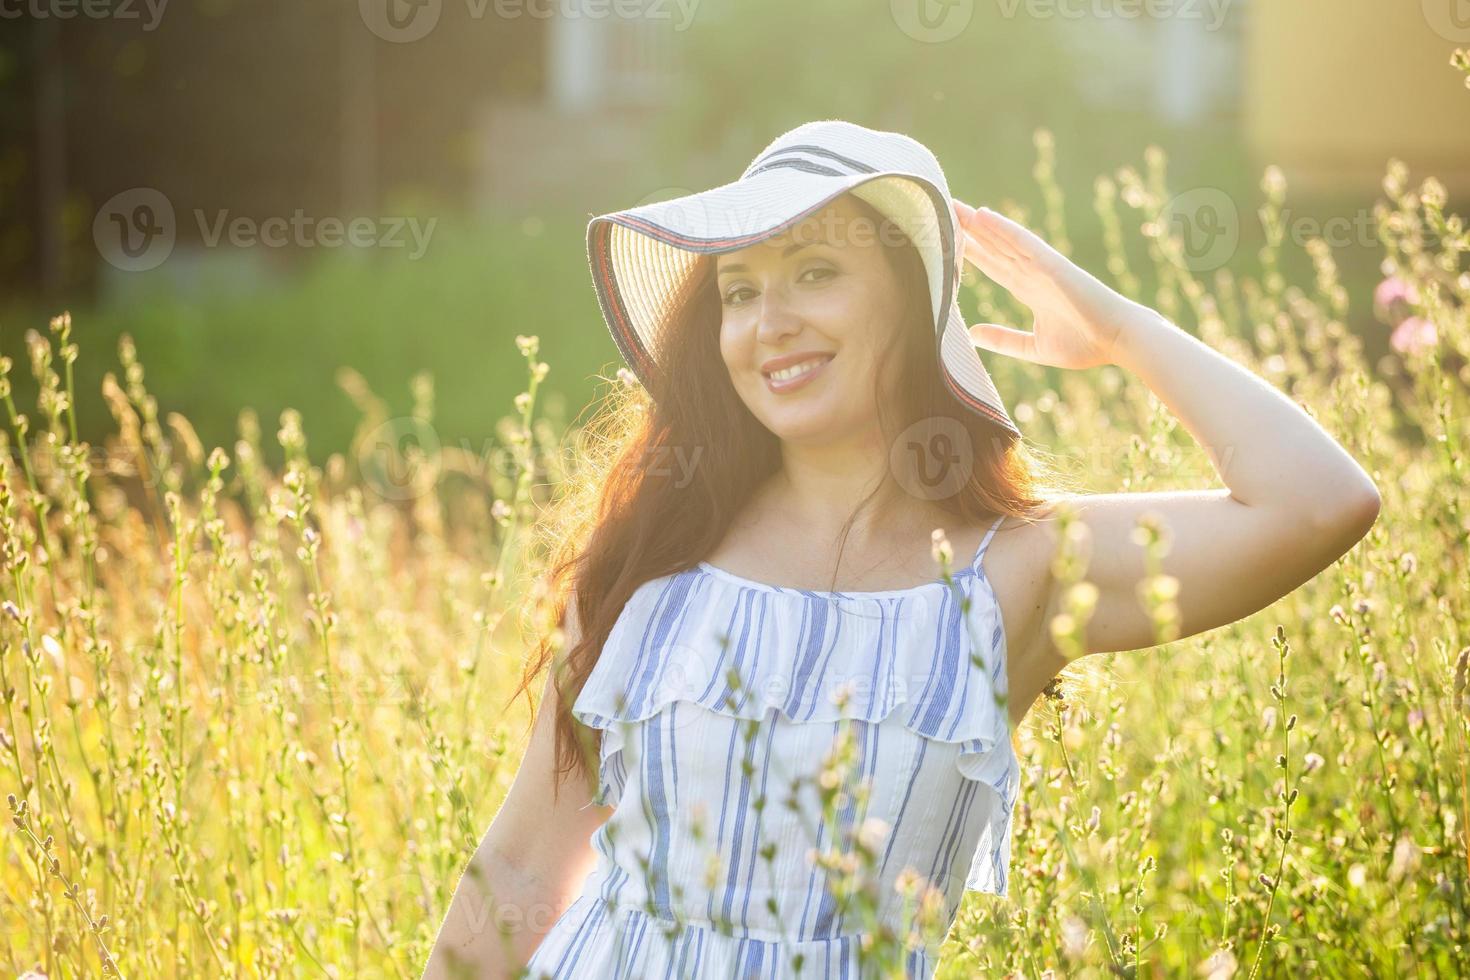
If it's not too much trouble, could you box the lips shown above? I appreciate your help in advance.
[761,352,835,378]
[762,352,834,393]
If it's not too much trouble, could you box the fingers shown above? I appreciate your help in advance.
[968,216,1026,266]
[956,214,1028,294]
[954,201,1052,266]
[954,202,1026,269]
[977,208,1057,263]
[967,321,1038,361]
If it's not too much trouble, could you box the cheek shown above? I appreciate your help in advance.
[717,317,743,372]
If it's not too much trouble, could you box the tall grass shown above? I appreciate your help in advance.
[1,139,1466,978]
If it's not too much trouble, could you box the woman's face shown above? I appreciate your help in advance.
[715,195,907,445]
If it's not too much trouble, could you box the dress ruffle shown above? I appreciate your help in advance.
[572,561,1020,896]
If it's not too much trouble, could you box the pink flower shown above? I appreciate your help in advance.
[1390,316,1438,355]
[1375,276,1419,313]
[1374,277,1425,333]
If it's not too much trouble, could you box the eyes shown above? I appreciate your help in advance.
[720,265,837,308]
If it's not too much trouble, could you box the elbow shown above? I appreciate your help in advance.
[1356,484,1382,530]
[1316,475,1381,545]
[1345,473,1382,534]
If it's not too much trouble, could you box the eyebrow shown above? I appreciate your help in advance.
[716,239,821,275]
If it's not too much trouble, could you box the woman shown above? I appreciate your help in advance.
[422,120,1380,979]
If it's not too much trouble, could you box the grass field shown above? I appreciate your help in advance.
[1,144,1467,978]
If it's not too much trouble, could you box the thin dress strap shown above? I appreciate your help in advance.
[968,513,1007,574]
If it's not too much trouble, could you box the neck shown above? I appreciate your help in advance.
[767,431,940,549]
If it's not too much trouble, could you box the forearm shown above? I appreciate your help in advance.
[422,846,568,980]
[1110,310,1379,516]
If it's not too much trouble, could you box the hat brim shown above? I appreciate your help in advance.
[587,167,1020,437]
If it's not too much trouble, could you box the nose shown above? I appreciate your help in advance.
[754,280,803,345]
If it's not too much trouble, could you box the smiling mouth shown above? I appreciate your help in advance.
[763,354,834,383]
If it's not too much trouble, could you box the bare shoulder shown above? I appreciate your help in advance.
[980,508,1068,727]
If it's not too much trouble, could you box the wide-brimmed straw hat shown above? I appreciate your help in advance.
[584,118,1020,438]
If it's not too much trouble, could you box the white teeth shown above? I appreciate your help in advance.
[767,357,830,383]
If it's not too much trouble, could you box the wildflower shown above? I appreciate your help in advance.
[1061,915,1088,958]
[1390,316,1438,356]
[930,528,952,568]
[1422,178,1448,210]
[40,634,64,671]
[1373,276,1419,319]
[1388,836,1421,883]
[1262,165,1287,199]
[893,867,923,899]
[1199,949,1237,980]
[856,817,890,853]
[1303,751,1325,775]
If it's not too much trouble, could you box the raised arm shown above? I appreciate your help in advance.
[953,200,1381,681]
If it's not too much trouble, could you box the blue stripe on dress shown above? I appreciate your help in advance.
[540,518,1020,978]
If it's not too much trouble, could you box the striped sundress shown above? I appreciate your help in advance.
[523,514,1020,979]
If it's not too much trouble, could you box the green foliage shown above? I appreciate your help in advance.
[2,216,613,476]
[0,140,1466,978]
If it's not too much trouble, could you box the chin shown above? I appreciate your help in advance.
[758,405,849,444]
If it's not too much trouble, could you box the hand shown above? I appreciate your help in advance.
[952,198,1153,370]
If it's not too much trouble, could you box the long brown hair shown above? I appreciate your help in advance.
[515,192,1059,803]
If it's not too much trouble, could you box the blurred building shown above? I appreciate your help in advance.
[1245,0,1470,194]
[480,0,1470,213]
[476,0,704,218]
